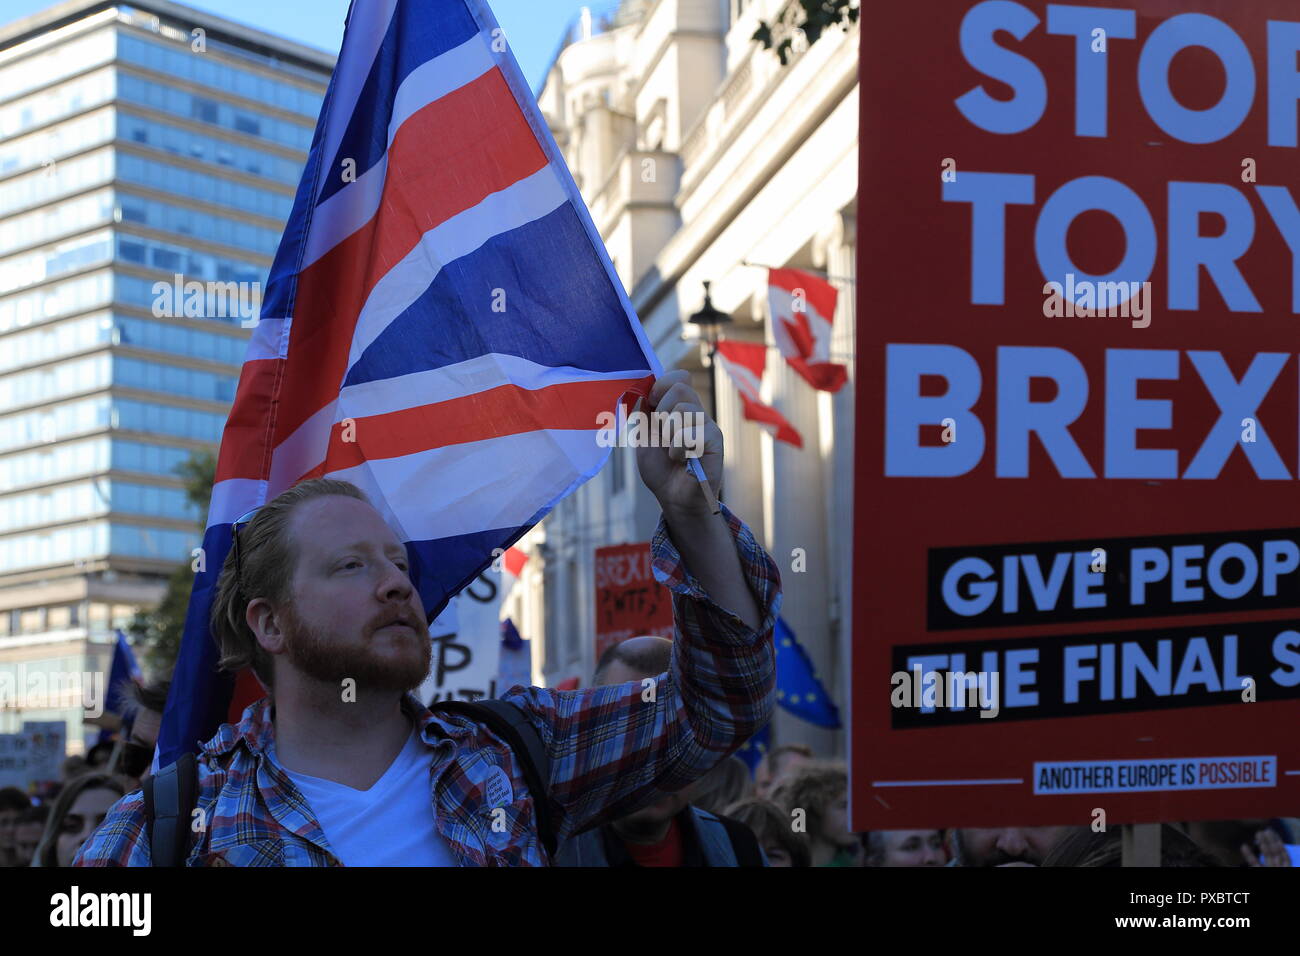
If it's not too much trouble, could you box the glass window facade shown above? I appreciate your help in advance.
[0,436,200,490]
[115,356,237,402]
[0,353,110,407]
[0,479,199,532]
[0,147,114,219]
[0,106,115,178]
[0,271,112,333]
[0,352,237,406]
[0,229,113,296]
[116,110,302,185]
[115,234,265,285]
[0,67,116,140]
[0,15,329,585]
[114,274,261,327]
[109,524,199,562]
[117,191,282,255]
[0,189,115,257]
[112,398,226,442]
[116,152,293,220]
[0,522,109,573]
[0,437,111,489]
[113,315,246,365]
[0,312,245,374]
[116,33,323,119]
[0,520,196,572]
[0,29,115,104]
[0,397,111,452]
[116,72,313,151]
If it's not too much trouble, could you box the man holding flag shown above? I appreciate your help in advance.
[73,0,781,866]
[76,370,778,866]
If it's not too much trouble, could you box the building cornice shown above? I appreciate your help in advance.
[0,0,335,73]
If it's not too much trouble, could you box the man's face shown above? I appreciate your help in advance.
[14,821,42,866]
[262,496,431,693]
[0,809,20,866]
[957,826,1072,866]
[879,829,946,866]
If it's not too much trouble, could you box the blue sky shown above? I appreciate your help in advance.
[4,0,609,90]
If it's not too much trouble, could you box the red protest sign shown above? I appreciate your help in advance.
[853,0,1300,830]
[594,542,674,661]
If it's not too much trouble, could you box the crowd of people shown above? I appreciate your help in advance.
[0,400,1291,869]
[0,676,166,868]
[0,661,1292,868]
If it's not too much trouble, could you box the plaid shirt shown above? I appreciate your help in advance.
[75,504,779,867]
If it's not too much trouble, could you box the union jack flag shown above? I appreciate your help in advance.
[158,0,660,765]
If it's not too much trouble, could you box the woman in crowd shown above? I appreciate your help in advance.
[770,761,861,866]
[725,798,812,867]
[32,772,130,867]
[863,829,948,866]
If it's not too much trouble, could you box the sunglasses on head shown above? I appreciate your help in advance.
[230,507,260,594]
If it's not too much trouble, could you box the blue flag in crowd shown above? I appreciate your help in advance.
[775,616,841,729]
[158,0,661,765]
[99,631,143,745]
[498,618,531,691]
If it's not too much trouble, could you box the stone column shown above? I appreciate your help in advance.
[813,208,856,757]
[764,268,835,758]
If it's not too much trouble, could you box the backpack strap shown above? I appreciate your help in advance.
[430,699,556,859]
[143,751,199,867]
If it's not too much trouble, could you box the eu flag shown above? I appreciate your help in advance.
[775,616,841,729]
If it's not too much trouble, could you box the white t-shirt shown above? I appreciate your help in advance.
[280,727,457,867]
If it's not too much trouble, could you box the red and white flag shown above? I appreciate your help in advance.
[715,340,803,448]
[500,545,528,601]
[768,267,846,393]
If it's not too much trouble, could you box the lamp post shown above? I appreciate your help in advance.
[687,281,732,423]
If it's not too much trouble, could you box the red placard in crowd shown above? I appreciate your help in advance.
[594,542,674,661]
[854,0,1300,829]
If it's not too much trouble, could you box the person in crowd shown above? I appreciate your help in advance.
[33,773,130,867]
[770,761,860,866]
[754,743,814,799]
[61,756,88,781]
[1043,825,1224,867]
[691,754,753,816]
[0,786,31,867]
[553,636,767,867]
[1181,819,1295,867]
[724,797,811,866]
[948,826,1080,866]
[115,677,171,784]
[863,828,947,866]
[83,740,114,770]
[13,805,48,867]
[77,371,780,867]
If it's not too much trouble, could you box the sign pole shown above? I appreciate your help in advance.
[1121,823,1161,867]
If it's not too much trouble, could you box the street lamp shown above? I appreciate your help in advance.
[687,281,732,422]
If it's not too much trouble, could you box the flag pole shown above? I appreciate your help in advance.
[688,333,720,514]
